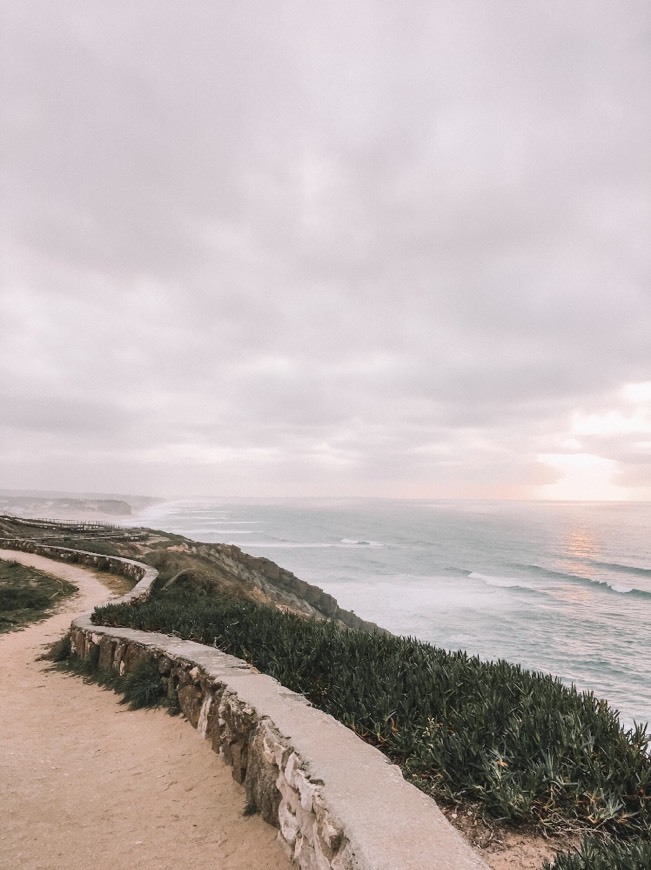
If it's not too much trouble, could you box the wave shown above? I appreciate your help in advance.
[181,520,262,527]
[340,538,384,547]
[515,564,651,599]
[209,529,254,535]
[515,563,590,583]
[241,541,382,550]
[468,572,547,596]
[186,528,254,535]
[590,560,651,578]
[585,578,651,599]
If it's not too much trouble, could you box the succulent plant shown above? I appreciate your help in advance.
[92,585,651,839]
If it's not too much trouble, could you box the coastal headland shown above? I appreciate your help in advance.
[1,512,648,869]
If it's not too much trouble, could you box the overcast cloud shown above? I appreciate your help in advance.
[1,1,649,500]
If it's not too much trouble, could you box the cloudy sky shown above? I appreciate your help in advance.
[1,1,649,501]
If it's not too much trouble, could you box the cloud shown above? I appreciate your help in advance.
[535,382,651,498]
[1,1,649,498]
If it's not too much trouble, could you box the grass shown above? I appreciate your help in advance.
[0,559,76,633]
[91,585,651,842]
[49,637,177,713]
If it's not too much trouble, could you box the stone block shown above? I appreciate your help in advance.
[293,767,318,813]
[229,741,248,784]
[205,693,223,753]
[98,637,115,672]
[330,843,355,870]
[158,655,172,675]
[122,642,148,672]
[113,641,126,669]
[197,695,212,739]
[285,751,299,785]
[177,683,204,727]
[245,729,282,827]
[261,722,290,770]
[314,833,338,870]
[294,832,323,870]
[318,815,343,855]
[278,799,300,846]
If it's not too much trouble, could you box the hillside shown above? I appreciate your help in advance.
[0,514,379,633]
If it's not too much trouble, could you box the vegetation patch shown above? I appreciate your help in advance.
[51,637,177,713]
[0,559,76,632]
[543,836,651,869]
[92,586,651,843]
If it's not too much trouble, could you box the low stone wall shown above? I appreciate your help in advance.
[70,619,487,870]
[0,538,156,600]
[3,540,487,869]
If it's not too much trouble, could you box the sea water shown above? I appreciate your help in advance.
[131,498,651,731]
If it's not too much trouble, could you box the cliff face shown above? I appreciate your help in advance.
[204,543,382,632]
[0,495,135,517]
[0,515,381,633]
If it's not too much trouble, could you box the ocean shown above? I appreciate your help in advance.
[130,498,651,732]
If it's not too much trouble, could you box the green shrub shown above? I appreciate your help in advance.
[40,632,72,662]
[0,586,51,610]
[544,837,651,869]
[92,588,651,836]
[120,658,166,710]
[60,643,173,714]
[0,559,76,632]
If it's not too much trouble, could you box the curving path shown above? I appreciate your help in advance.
[0,550,290,870]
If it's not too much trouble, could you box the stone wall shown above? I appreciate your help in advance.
[70,619,487,870]
[4,540,487,869]
[0,538,156,599]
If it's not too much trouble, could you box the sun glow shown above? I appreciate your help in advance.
[536,453,627,501]
[535,381,651,501]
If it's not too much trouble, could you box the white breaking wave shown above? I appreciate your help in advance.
[469,572,521,588]
[184,528,254,535]
[605,582,633,594]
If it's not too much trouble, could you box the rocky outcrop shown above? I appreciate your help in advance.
[206,544,383,633]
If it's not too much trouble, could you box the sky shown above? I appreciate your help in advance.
[1,1,650,501]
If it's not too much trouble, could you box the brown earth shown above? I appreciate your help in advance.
[442,805,580,870]
[0,550,289,870]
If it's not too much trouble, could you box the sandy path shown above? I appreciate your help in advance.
[0,550,290,870]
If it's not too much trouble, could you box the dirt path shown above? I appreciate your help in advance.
[0,550,290,870]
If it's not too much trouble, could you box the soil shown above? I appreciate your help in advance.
[440,800,581,869]
[0,549,289,870]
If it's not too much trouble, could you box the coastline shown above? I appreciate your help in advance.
[128,497,651,733]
